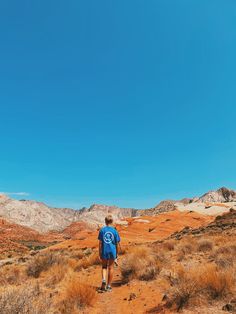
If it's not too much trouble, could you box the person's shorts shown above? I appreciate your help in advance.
[101,252,116,260]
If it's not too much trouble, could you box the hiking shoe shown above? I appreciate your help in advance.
[100,280,106,291]
[106,285,112,292]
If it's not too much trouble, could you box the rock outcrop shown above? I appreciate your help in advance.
[169,208,236,240]
[0,194,82,233]
[197,187,236,203]
[140,200,176,216]
[77,204,138,226]
[0,195,139,232]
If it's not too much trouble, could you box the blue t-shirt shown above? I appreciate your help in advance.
[98,226,120,259]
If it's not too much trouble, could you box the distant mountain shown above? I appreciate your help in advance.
[0,194,81,233]
[140,200,177,216]
[0,187,235,233]
[197,187,236,203]
[0,195,139,232]
[77,204,138,226]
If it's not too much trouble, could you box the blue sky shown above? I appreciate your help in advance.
[0,1,236,209]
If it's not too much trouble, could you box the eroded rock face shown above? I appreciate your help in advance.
[197,187,236,203]
[77,204,138,226]
[0,195,82,233]
[168,209,236,240]
[0,186,236,232]
[0,195,139,232]
[140,200,177,217]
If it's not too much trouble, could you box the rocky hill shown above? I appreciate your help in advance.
[0,194,82,233]
[0,187,235,233]
[0,195,139,233]
[168,208,236,241]
[196,187,236,203]
[140,200,177,216]
[77,204,138,226]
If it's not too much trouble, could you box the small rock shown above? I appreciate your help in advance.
[128,293,137,301]
[222,304,234,312]
[162,294,168,301]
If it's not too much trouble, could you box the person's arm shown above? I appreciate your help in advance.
[115,230,121,258]
[99,240,102,259]
[116,243,118,258]
[98,229,103,259]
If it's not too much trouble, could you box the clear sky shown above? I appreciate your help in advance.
[0,1,236,209]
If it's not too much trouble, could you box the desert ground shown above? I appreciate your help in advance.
[0,188,236,313]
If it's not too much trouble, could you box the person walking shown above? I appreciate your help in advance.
[98,214,120,292]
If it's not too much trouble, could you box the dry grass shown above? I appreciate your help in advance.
[0,282,51,314]
[0,265,25,286]
[58,276,96,313]
[211,244,236,268]
[176,238,196,256]
[161,240,175,251]
[75,252,100,271]
[165,267,200,311]
[118,245,128,255]
[45,263,68,287]
[165,263,235,311]
[26,252,64,278]
[67,258,79,269]
[71,250,84,260]
[200,264,235,299]
[197,239,214,252]
[121,246,162,282]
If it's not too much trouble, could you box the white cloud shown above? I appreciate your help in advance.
[0,192,30,196]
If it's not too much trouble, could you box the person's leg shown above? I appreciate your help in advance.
[101,259,107,290]
[107,259,114,287]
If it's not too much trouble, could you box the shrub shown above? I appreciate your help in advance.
[200,264,234,299]
[59,277,96,313]
[118,245,128,255]
[215,254,234,269]
[165,264,235,311]
[0,283,51,314]
[0,265,24,286]
[165,266,201,311]
[121,246,161,282]
[197,240,213,252]
[26,252,63,278]
[215,245,236,256]
[161,241,175,251]
[45,263,67,287]
[75,252,100,271]
[178,243,194,256]
[212,244,236,268]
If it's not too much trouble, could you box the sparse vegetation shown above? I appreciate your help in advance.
[0,283,51,314]
[161,240,175,251]
[26,252,64,278]
[197,239,214,252]
[58,276,96,313]
[0,201,235,314]
[0,265,25,286]
[75,251,100,271]
[121,246,162,282]
[165,262,235,311]
[201,264,235,299]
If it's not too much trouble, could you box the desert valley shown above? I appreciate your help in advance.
[0,187,235,314]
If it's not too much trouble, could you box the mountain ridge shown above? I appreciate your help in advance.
[0,186,235,233]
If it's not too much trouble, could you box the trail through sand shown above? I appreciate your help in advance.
[80,256,167,314]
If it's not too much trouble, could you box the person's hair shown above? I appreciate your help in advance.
[105,214,113,225]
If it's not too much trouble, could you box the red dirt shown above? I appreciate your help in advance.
[51,210,214,251]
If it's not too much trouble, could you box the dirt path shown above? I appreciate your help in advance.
[80,259,166,314]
